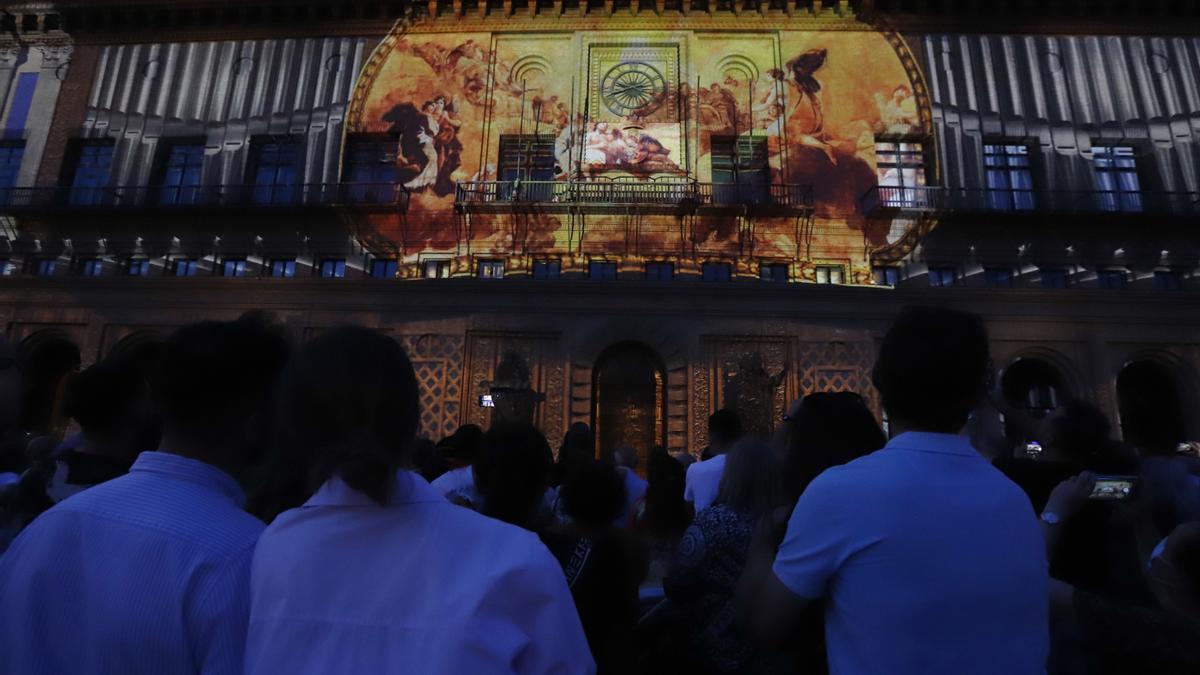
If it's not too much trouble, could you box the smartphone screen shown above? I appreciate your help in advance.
[479,394,494,408]
[1089,476,1137,501]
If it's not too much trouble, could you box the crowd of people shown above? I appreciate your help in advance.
[0,307,1198,674]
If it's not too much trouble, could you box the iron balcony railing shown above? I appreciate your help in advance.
[455,180,814,209]
[860,185,1200,216]
[0,182,410,210]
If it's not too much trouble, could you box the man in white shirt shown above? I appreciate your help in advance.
[684,409,742,512]
[738,307,1048,675]
[0,316,290,675]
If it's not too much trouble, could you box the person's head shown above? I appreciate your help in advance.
[612,445,639,472]
[873,307,990,434]
[439,424,484,467]
[708,409,743,454]
[474,423,553,528]
[1148,521,1200,620]
[63,356,158,459]
[411,437,447,482]
[717,439,785,516]
[277,326,418,506]
[644,447,690,534]
[555,422,594,485]
[782,392,887,501]
[561,459,627,531]
[157,314,290,471]
[1038,399,1114,470]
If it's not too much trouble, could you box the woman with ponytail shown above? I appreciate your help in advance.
[244,326,593,675]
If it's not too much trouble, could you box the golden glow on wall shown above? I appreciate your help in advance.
[346,20,929,279]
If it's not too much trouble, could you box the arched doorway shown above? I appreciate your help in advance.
[592,342,666,470]
[1117,360,1185,453]
[19,333,82,436]
[1000,358,1066,442]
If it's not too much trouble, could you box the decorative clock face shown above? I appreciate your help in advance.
[600,61,668,117]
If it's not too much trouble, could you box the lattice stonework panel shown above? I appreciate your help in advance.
[692,338,880,451]
[396,334,466,441]
[462,331,566,440]
[795,341,881,419]
[694,337,798,450]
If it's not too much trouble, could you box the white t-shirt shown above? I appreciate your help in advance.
[429,465,480,508]
[246,471,594,674]
[772,431,1048,675]
[683,454,726,512]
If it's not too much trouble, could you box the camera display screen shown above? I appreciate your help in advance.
[1089,477,1136,501]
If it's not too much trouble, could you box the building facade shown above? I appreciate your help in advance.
[0,0,1198,461]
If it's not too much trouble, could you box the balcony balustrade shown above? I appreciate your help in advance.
[454,179,813,212]
[860,185,1200,216]
[0,182,410,212]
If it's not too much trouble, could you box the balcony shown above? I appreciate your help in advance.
[454,179,813,215]
[860,185,1200,217]
[0,183,410,213]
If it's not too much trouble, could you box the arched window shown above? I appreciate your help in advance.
[18,333,82,435]
[592,342,666,471]
[1000,358,1066,442]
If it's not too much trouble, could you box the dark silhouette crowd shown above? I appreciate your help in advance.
[0,307,1198,674]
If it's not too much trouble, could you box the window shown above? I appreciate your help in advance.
[589,261,618,281]
[78,259,103,277]
[984,268,1014,288]
[370,259,399,278]
[928,267,957,287]
[498,135,556,201]
[875,140,927,207]
[477,260,504,279]
[873,266,900,287]
[815,265,844,285]
[31,258,56,276]
[1041,269,1069,289]
[1093,146,1142,212]
[423,260,450,279]
[343,135,398,203]
[711,135,770,204]
[1096,269,1127,290]
[984,143,1035,210]
[222,259,247,277]
[0,141,25,204]
[156,142,205,205]
[0,260,10,276]
[760,263,788,283]
[702,262,732,282]
[126,259,151,277]
[645,262,674,282]
[1153,270,1183,291]
[172,259,199,277]
[269,259,296,278]
[68,141,115,205]
[320,259,346,278]
[532,260,561,280]
[249,138,303,205]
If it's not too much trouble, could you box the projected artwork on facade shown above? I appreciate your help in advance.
[346,24,929,277]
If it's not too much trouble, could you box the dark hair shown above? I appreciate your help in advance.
[873,307,990,433]
[708,409,743,447]
[717,440,786,516]
[438,424,484,465]
[643,447,691,535]
[561,459,627,530]
[784,392,887,501]
[63,356,148,442]
[411,437,447,483]
[1043,399,1113,470]
[277,326,419,506]
[157,314,290,460]
[474,423,553,528]
[553,422,595,487]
